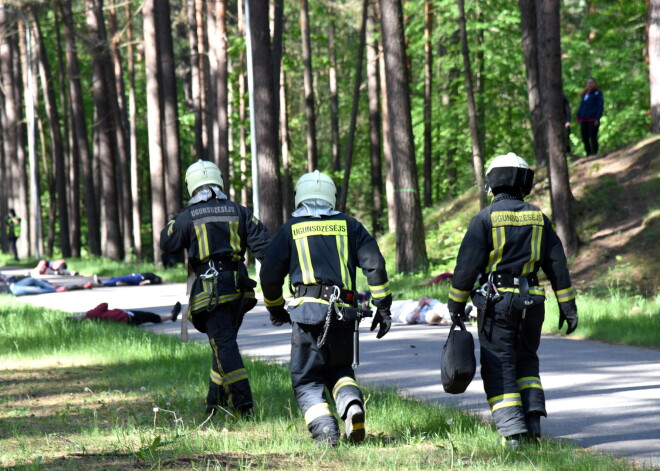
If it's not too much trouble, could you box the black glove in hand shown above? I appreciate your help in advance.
[558,302,578,335]
[370,308,392,339]
[268,306,291,326]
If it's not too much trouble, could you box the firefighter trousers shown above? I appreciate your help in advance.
[290,321,363,439]
[477,294,546,437]
[204,302,252,414]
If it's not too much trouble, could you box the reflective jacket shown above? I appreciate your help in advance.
[260,213,392,325]
[160,197,271,316]
[447,194,575,312]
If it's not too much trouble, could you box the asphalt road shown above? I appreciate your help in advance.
[6,274,660,468]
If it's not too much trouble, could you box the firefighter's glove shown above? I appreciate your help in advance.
[268,306,291,326]
[447,298,466,324]
[370,308,392,339]
[558,301,578,335]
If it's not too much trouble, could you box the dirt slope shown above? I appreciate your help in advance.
[567,136,660,295]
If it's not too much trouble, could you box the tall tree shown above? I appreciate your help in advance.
[366,2,383,235]
[60,0,101,255]
[107,1,135,257]
[144,0,167,262]
[379,0,428,272]
[650,0,660,133]
[280,65,293,220]
[457,0,486,209]
[327,4,341,172]
[338,0,368,213]
[423,0,433,208]
[86,0,123,260]
[31,10,71,257]
[237,0,250,207]
[157,0,181,215]
[300,0,318,171]
[246,0,282,233]
[210,0,230,191]
[536,0,578,256]
[125,0,142,256]
[519,0,548,165]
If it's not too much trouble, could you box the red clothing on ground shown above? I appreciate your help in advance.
[85,303,129,323]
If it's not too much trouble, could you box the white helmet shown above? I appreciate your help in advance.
[294,170,337,208]
[485,152,534,196]
[185,159,224,196]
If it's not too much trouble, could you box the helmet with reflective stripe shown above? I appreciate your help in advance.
[185,159,224,196]
[294,170,337,208]
[485,152,535,196]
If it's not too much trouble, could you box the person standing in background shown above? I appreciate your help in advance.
[576,77,604,156]
[6,209,21,261]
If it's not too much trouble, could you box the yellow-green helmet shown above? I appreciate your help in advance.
[185,159,224,196]
[294,170,337,208]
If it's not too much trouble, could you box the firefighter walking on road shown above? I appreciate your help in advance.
[447,153,578,449]
[160,160,271,419]
[259,170,393,446]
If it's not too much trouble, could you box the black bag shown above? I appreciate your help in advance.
[441,318,476,394]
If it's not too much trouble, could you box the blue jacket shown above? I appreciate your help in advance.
[577,87,603,122]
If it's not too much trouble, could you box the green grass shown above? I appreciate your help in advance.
[0,299,644,470]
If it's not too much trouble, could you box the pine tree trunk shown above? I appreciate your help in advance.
[536,0,578,256]
[327,6,341,172]
[246,0,282,233]
[188,0,204,160]
[519,0,549,165]
[32,12,71,257]
[211,0,230,191]
[60,0,101,255]
[423,0,433,208]
[300,0,318,171]
[86,0,123,260]
[144,0,167,262]
[158,0,182,215]
[280,65,293,219]
[238,0,250,207]
[126,1,142,257]
[366,4,383,235]
[379,0,428,272]
[338,0,368,212]
[457,0,487,209]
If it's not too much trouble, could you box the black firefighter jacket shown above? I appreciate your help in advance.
[260,213,392,325]
[160,197,271,317]
[447,194,576,312]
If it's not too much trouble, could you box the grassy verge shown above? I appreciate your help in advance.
[1,299,642,470]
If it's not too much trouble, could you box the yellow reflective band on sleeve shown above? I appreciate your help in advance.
[222,368,248,386]
[369,282,392,299]
[522,225,543,275]
[336,234,351,289]
[229,221,242,261]
[487,226,506,273]
[195,223,210,262]
[491,211,544,227]
[517,376,543,391]
[488,393,522,412]
[210,369,223,386]
[332,377,359,399]
[295,237,316,285]
[304,402,333,425]
[264,295,285,307]
[167,220,175,236]
[292,220,348,239]
[556,287,576,302]
[498,287,545,296]
[448,287,470,303]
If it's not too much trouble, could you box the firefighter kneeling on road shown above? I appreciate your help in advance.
[160,159,271,419]
[447,153,578,449]
[259,170,393,446]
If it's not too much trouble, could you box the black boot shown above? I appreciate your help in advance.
[309,415,340,447]
[500,433,525,450]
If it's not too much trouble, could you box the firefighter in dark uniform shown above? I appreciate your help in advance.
[160,160,271,418]
[446,153,578,448]
[259,170,392,446]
